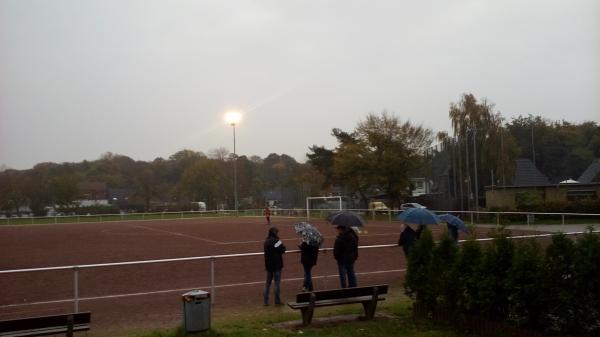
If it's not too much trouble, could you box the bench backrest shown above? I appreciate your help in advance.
[296,285,388,303]
[0,312,91,333]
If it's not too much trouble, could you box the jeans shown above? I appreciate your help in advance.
[264,269,281,304]
[338,263,357,288]
[302,264,314,291]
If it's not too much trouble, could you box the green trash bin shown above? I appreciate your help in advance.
[182,290,211,332]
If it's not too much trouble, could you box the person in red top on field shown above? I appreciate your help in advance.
[264,206,271,225]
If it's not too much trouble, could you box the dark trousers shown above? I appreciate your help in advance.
[302,264,314,291]
[264,269,281,304]
[338,263,357,288]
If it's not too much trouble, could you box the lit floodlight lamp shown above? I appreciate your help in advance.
[224,111,242,125]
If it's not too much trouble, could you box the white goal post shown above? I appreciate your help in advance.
[306,196,343,221]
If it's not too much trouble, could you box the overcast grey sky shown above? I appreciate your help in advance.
[1,0,598,169]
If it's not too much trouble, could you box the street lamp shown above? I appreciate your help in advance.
[224,111,242,212]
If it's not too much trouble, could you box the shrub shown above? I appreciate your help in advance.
[572,228,600,336]
[404,228,435,306]
[515,192,543,211]
[474,227,514,320]
[428,231,459,308]
[507,239,544,328]
[541,233,577,335]
[453,236,483,313]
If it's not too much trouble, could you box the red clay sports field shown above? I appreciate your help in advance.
[0,216,546,335]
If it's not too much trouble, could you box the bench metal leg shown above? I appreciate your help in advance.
[300,307,314,325]
[362,286,380,320]
[67,314,74,337]
[300,292,316,325]
[361,301,378,320]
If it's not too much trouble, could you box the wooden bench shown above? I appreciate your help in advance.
[287,285,388,325]
[0,312,91,337]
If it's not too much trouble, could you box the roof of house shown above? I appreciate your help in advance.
[578,159,600,183]
[513,158,550,187]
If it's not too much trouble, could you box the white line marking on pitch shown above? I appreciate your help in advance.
[128,224,223,244]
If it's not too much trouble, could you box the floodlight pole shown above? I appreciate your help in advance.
[231,123,238,214]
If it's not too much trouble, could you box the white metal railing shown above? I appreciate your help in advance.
[2,208,600,226]
[1,230,598,314]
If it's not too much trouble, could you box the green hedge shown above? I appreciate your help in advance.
[404,228,600,337]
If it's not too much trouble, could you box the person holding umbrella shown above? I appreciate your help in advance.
[396,207,440,258]
[334,225,359,288]
[328,211,364,288]
[263,227,286,305]
[439,213,469,243]
[398,223,418,258]
[294,222,322,292]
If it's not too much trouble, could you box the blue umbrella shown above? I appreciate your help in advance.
[439,214,469,233]
[396,207,440,225]
[327,211,365,228]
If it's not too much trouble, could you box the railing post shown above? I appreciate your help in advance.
[470,212,474,225]
[496,213,500,227]
[73,267,79,313]
[210,257,215,305]
[388,209,392,223]
[562,214,565,225]
[527,213,530,225]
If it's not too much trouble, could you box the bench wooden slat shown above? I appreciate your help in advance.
[288,295,385,309]
[1,324,90,337]
[0,313,91,337]
[295,285,388,303]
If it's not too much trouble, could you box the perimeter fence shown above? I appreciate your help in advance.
[2,208,600,227]
[1,229,597,316]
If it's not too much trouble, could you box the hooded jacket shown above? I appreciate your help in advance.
[334,228,358,265]
[264,227,286,271]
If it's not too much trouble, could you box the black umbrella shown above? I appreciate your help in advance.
[327,211,365,228]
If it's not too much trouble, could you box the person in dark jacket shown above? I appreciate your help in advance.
[398,224,417,258]
[447,223,459,243]
[333,225,358,288]
[415,224,425,238]
[299,241,319,291]
[263,227,286,305]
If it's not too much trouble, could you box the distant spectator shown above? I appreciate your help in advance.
[333,226,358,288]
[263,227,286,305]
[264,206,271,225]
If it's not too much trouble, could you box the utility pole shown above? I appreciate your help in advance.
[473,128,479,217]
[464,130,471,210]
[500,128,506,186]
[531,125,536,167]
[457,136,464,210]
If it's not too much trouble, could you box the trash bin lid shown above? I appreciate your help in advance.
[182,289,210,300]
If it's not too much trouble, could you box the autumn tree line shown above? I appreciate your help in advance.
[0,151,323,216]
[1,93,599,216]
